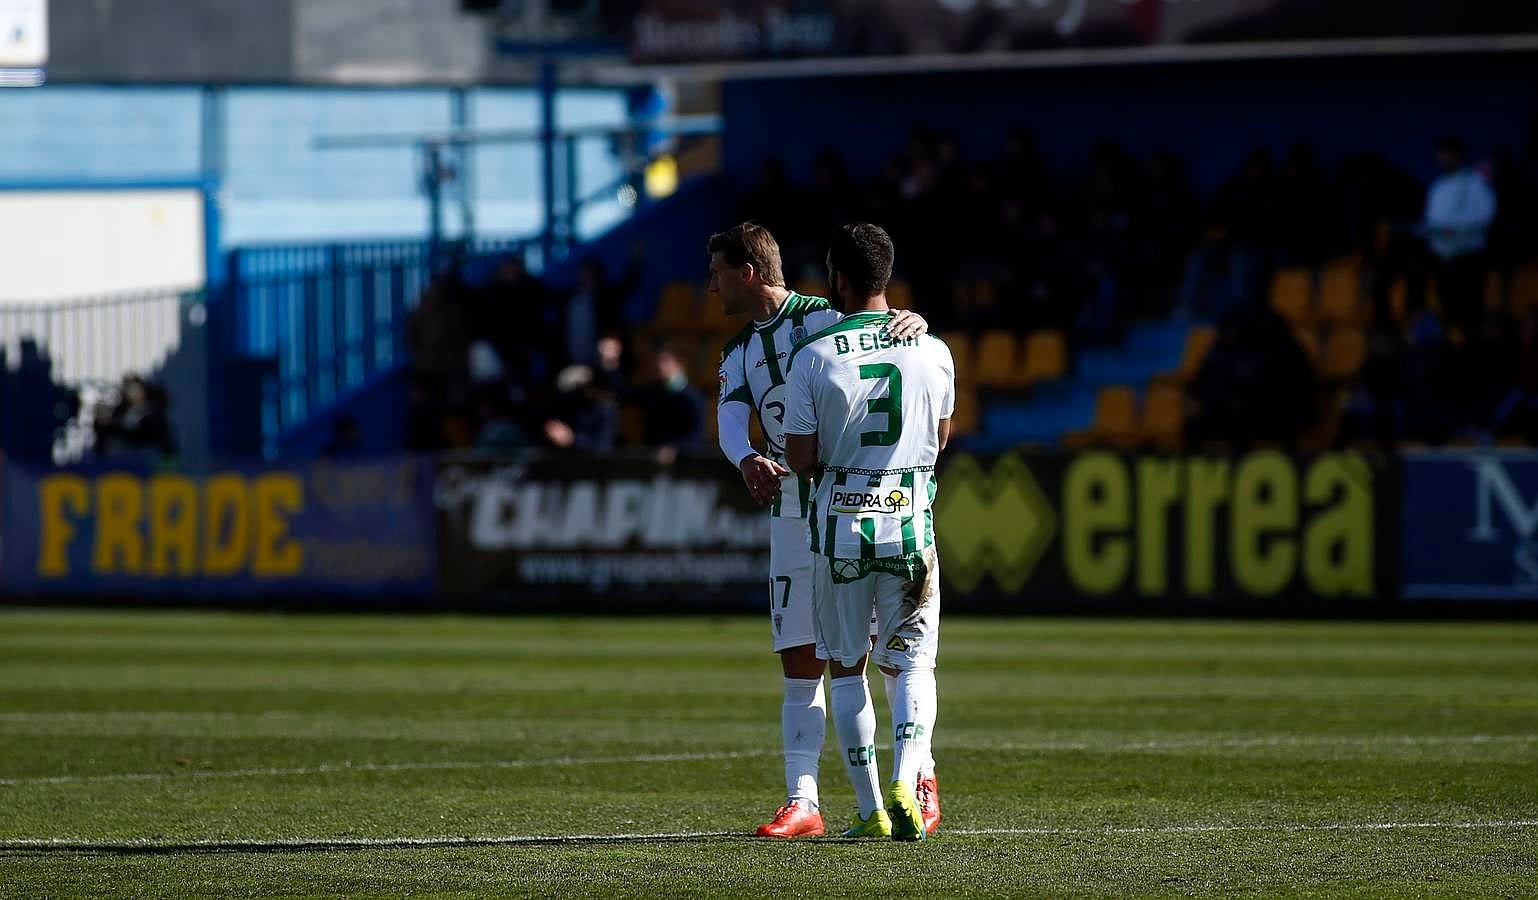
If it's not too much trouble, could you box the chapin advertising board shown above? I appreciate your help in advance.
[436,454,769,606]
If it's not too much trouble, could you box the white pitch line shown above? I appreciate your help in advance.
[990,734,1538,753]
[3,820,1537,853]
[2,733,1532,787]
[952,819,1538,837]
[0,749,776,787]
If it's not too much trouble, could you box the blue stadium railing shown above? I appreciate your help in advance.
[224,235,530,457]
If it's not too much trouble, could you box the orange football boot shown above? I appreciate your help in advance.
[918,772,942,835]
[755,803,826,839]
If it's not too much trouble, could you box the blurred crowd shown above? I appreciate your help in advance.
[403,249,704,459]
[402,121,1538,454]
[0,339,79,465]
[741,124,1538,449]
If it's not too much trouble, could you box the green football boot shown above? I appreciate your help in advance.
[886,780,925,842]
[842,808,893,838]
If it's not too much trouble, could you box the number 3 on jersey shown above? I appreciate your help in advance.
[858,363,903,446]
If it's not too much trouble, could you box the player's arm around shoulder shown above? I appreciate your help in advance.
[928,335,957,451]
[783,339,823,477]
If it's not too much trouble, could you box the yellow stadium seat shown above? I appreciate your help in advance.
[794,277,826,299]
[1140,381,1185,449]
[975,330,1026,387]
[619,406,646,446]
[1318,262,1366,325]
[1270,268,1314,326]
[655,281,699,329]
[685,338,721,389]
[1389,277,1408,324]
[887,279,913,310]
[1320,326,1367,380]
[1156,325,1216,384]
[1293,327,1322,368]
[949,385,979,435]
[1066,385,1138,448]
[1512,264,1538,316]
[939,331,973,383]
[1022,330,1067,384]
[696,293,731,332]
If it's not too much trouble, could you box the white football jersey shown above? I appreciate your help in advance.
[784,311,955,560]
[718,292,842,519]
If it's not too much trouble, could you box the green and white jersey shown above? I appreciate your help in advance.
[784,311,955,560]
[718,292,842,519]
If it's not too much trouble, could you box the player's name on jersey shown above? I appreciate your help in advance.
[831,331,920,355]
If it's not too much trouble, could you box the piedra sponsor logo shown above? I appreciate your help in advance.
[831,487,912,515]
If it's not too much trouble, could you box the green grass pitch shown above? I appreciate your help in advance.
[1,610,1535,898]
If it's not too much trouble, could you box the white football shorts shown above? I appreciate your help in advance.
[811,545,941,671]
[769,516,876,653]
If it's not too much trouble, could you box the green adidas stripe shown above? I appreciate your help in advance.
[758,327,783,385]
[825,471,847,557]
[900,471,917,554]
[924,477,937,548]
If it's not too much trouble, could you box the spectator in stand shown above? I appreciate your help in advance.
[1399,310,1462,445]
[1492,306,1538,444]
[94,374,176,462]
[1339,321,1408,448]
[629,345,703,465]
[405,274,473,385]
[541,364,618,454]
[320,414,363,458]
[1419,136,1497,335]
[1277,143,1341,267]
[563,247,642,368]
[796,149,860,272]
[1185,305,1317,449]
[1130,150,1199,316]
[480,253,557,386]
[0,338,79,465]
[737,160,802,254]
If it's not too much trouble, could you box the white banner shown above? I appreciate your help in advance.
[0,0,47,68]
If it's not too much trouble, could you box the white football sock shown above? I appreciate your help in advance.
[781,677,825,809]
[885,670,935,778]
[890,667,937,790]
[829,674,881,818]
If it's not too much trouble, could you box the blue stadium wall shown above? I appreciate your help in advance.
[720,53,1536,193]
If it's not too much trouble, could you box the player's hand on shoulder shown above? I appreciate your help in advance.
[885,309,928,340]
[739,453,790,505]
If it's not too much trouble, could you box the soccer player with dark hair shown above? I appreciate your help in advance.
[708,222,932,838]
[784,224,954,841]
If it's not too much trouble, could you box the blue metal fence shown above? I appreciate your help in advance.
[226,235,529,452]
